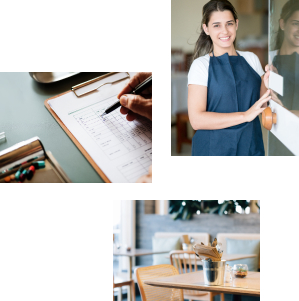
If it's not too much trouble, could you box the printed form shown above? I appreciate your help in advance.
[48,72,152,183]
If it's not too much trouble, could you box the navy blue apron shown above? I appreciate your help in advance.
[192,51,265,156]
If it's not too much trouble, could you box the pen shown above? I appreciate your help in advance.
[101,75,152,117]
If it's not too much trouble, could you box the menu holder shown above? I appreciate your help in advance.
[182,234,190,244]
[193,243,222,261]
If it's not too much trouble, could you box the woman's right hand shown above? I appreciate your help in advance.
[264,65,270,89]
[245,90,271,122]
[117,72,152,121]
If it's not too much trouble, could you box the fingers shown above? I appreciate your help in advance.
[261,95,271,103]
[120,94,152,120]
[120,106,130,115]
[265,64,269,72]
[120,106,138,121]
[126,111,138,121]
[260,89,271,99]
[263,71,270,89]
[136,173,152,183]
[259,107,267,114]
[264,70,270,79]
[117,72,152,99]
[148,165,152,175]
[255,90,271,109]
[136,174,147,183]
[258,95,271,107]
[269,65,278,75]
[136,165,152,183]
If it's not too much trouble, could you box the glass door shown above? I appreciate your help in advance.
[267,0,299,155]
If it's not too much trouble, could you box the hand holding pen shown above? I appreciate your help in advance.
[117,72,152,121]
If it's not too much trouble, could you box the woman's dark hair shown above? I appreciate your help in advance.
[275,0,299,50]
[193,0,238,60]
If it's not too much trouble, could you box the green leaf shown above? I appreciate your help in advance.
[172,212,181,220]
[186,211,193,220]
[208,206,219,214]
[182,207,189,220]
[219,202,229,215]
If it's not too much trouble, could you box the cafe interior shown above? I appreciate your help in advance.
[113,200,260,301]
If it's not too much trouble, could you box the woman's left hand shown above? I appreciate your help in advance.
[136,165,152,183]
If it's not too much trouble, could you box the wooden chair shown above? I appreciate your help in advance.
[171,49,186,72]
[170,251,225,301]
[171,49,193,72]
[113,275,135,301]
[135,264,184,301]
[176,111,194,153]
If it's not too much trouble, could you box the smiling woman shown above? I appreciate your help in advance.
[188,0,270,156]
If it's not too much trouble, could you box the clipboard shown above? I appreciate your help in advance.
[44,72,131,183]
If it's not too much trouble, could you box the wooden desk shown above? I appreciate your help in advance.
[0,72,108,182]
[145,271,260,298]
[113,248,169,301]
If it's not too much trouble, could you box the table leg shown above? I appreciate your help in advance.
[231,295,242,301]
[127,257,132,301]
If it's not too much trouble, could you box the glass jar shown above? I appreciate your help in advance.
[224,264,233,283]
[233,264,248,278]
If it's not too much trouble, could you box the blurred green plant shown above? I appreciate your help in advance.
[169,200,203,220]
[169,200,257,220]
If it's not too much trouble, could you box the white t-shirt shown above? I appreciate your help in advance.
[188,51,265,87]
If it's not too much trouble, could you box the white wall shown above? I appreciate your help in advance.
[171,0,206,52]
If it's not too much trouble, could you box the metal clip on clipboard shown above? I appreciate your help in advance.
[71,72,130,97]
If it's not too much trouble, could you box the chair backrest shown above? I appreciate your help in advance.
[135,264,184,301]
[216,233,260,255]
[170,250,199,274]
[154,232,210,247]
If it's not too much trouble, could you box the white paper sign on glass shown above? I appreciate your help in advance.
[269,71,284,96]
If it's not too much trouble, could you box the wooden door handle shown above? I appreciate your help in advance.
[262,107,277,130]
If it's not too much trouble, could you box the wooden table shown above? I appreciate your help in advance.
[145,271,260,300]
[113,248,170,301]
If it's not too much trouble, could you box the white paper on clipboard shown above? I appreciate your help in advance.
[47,72,152,183]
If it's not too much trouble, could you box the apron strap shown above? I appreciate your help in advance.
[212,50,239,57]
